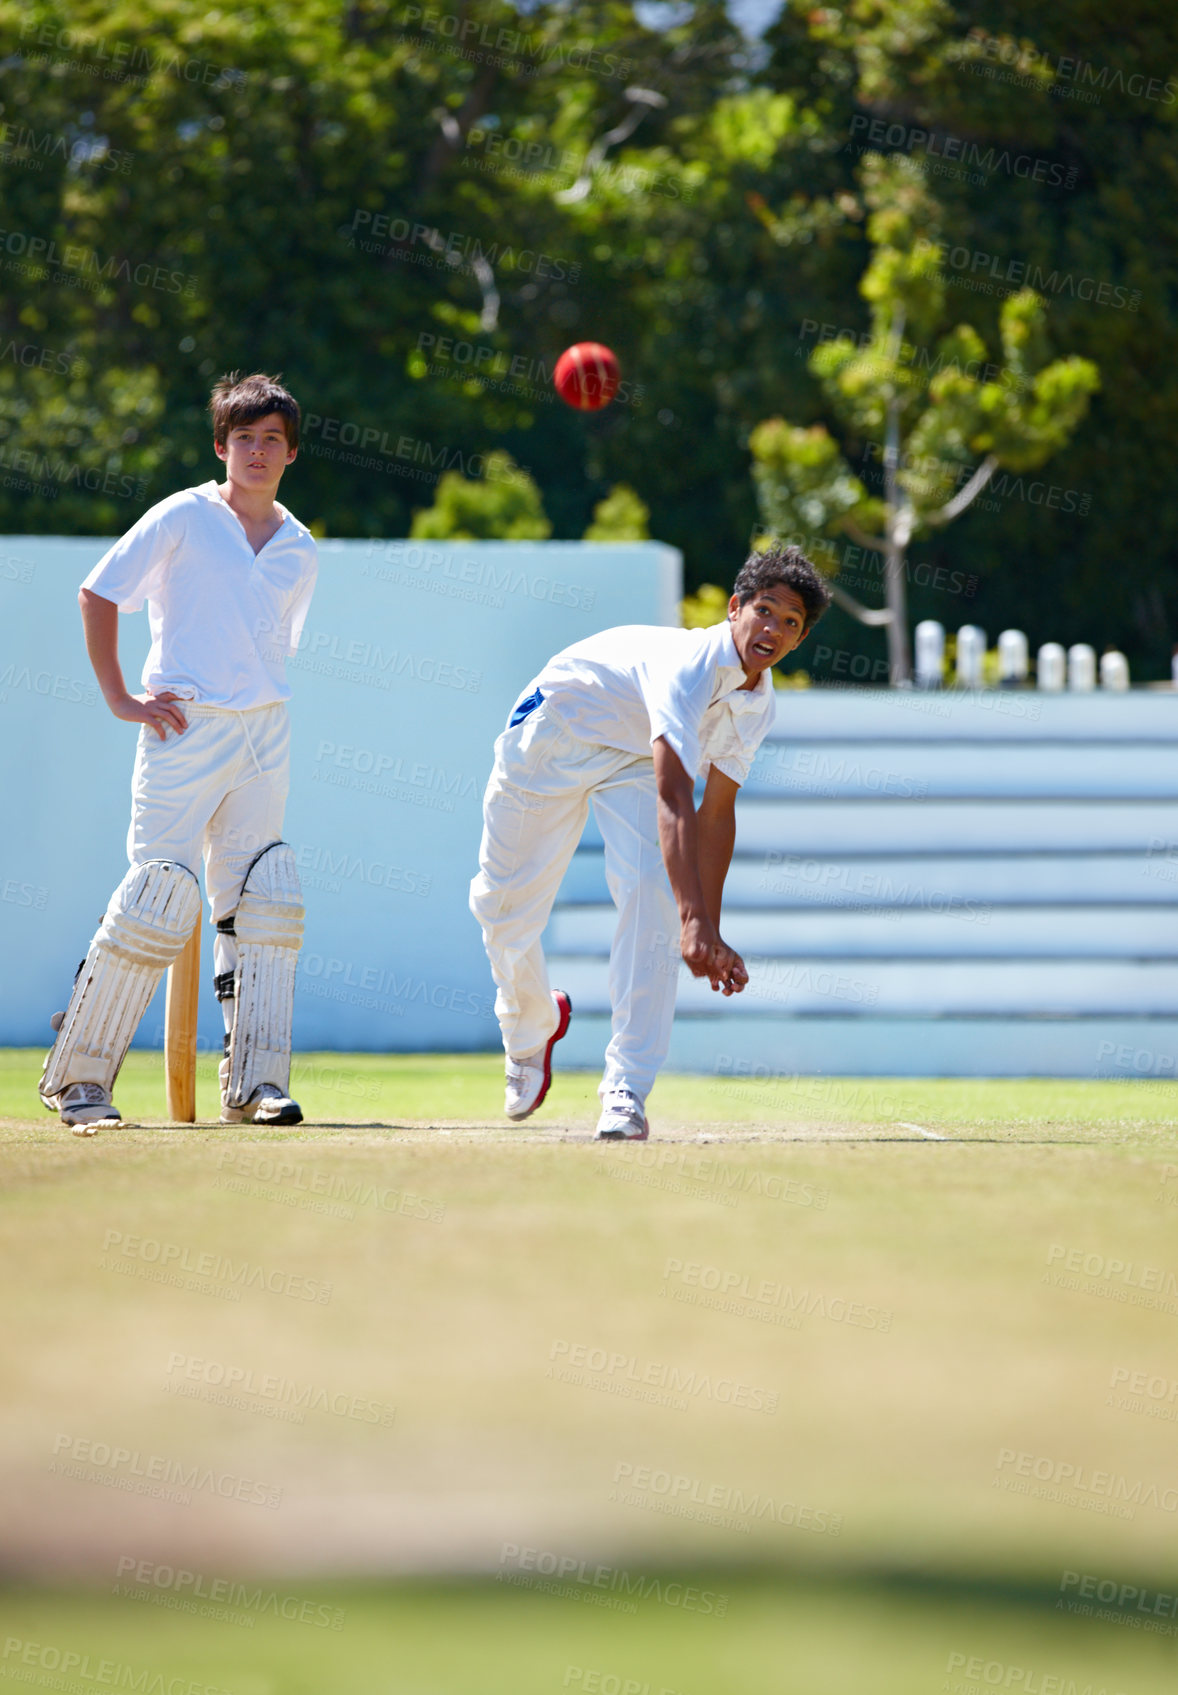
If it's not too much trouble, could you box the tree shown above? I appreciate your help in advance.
[0,0,865,566]
[583,483,649,540]
[409,451,551,539]
[4,0,1176,677]
[760,0,1178,676]
[749,154,1099,681]
[680,581,729,628]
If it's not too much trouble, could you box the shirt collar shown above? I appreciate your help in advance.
[200,480,293,531]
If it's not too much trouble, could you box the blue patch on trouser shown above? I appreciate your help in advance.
[507,687,544,729]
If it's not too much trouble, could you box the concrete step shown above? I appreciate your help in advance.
[547,903,1178,959]
[579,801,1178,855]
[546,955,1178,1016]
[762,688,1178,742]
[708,800,1178,856]
[545,690,1178,1078]
[556,1014,1177,1082]
[744,740,1178,800]
[558,850,1178,908]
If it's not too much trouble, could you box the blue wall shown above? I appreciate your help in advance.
[0,537,682,1054]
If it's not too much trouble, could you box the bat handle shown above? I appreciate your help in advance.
[165,922,201,1123]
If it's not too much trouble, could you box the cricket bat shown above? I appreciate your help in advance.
[165,923,201,1122]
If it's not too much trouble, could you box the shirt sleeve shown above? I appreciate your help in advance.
[637,644,712,781]
[81,498,180,611]
[709,749,751,787]
[285,542,318,656]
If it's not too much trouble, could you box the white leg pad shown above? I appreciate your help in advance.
[40,860,201,1101]
[226,843,304,1106]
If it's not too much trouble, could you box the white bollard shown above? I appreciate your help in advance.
[956,625,986,689]
[1037,642,1066,691]
[1099,650,1130,690]
[1068,643,1096,691]
[997,629,1029,687]
[914,620,945,689]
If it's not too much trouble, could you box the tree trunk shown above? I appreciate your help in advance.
[882,392,913,684]
[883,542,911,683]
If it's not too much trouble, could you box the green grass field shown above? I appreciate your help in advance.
[3,1049,1177,1694]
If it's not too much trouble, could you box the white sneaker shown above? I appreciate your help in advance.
[595,1088,649,1141]
[504,990,572,1121]
[52,1082,122,1136]
[221,1083,304,1126]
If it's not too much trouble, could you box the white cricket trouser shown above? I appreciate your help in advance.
[469,705,680,1102]
[126,702,291,992]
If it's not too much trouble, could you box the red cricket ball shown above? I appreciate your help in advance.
[554,342,620,411]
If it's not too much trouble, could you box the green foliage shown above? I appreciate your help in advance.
[749,134,1099,673]
[0,0,862,573]
[0,0,1175,670]
[748,421,872,568]
[409,452,551,539]
[583,482,650,540]
[680,581,729,627]
[908,291,1100,479]
[857,153,947,341]
[759,162,1099,543]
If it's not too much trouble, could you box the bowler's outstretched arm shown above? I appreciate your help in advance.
[652,737,747,995]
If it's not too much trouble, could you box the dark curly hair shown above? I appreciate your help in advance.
[732,542,832,633]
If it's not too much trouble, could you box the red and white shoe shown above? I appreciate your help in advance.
[595,1088,650,1141]
[504,990,572,1121]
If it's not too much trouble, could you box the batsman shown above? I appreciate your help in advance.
[39,373,318,1134]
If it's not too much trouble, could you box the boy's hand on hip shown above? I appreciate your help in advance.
[680,916,748,996]
[109,690,188,739]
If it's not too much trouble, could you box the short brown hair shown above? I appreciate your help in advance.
[209,372,300,448]
[733,542,831,632]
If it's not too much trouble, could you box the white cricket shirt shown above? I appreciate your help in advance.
[527,620,776,785]
[82,480,318,710]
